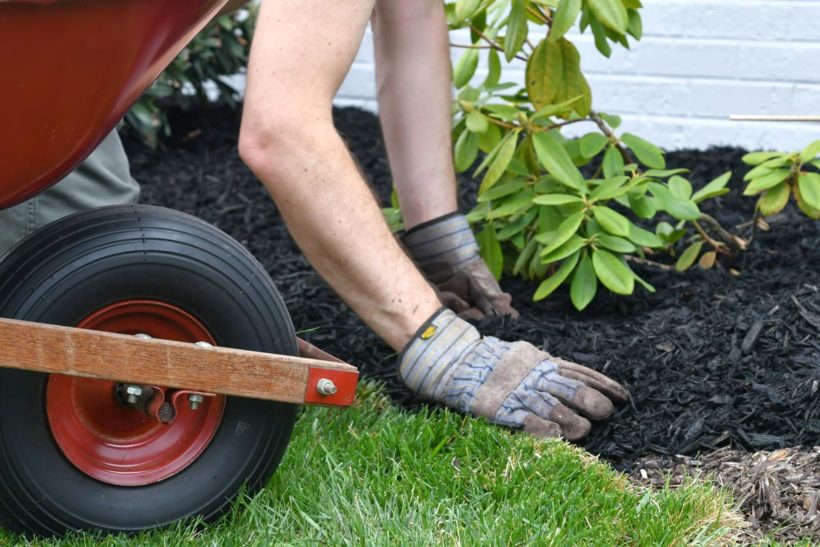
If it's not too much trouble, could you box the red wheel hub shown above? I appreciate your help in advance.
[46,300,225,486]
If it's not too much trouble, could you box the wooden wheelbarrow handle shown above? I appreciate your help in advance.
[0,317,358,407]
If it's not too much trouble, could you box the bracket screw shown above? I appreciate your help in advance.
[124,385,143,405]
[316,378,337,396]
[134,333,152,340]
[188,393,205,410]
[195,341,213,349]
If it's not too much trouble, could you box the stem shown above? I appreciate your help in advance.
[692,221,724,252]
[468,25,528,62]
[625,255,676,272]
[589,110,637,165]
[700,213,748,251]
[450,43,498,50]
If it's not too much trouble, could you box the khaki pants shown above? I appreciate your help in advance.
[0,131,140,257]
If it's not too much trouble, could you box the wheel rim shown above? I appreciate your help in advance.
[46,300,226,486]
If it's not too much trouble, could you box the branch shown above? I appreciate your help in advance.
[468,25,528,62]
[589,110,637,165]
[625,255,676,272]
[700,213,748,252]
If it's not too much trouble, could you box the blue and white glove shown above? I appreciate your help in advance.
[399,308,629,440]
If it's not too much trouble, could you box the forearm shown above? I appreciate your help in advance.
[240,125,441,351]
[372,0,458,229]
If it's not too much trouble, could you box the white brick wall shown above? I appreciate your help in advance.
[335,0,820,151]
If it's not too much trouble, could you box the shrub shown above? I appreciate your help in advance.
[124,6,257,148]
[441,0,746,309]
[742,141,820,220]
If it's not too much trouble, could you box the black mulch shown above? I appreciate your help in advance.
[123,106,820,472]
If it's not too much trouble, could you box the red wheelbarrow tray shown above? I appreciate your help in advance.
[0,0,358,407]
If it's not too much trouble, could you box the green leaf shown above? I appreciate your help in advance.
[649,183,701,220]
[483,104,521,121]
[743,164,772,182]
[532,96,583,120]
[592,206,630,237]
[628,191,656,219]
[476,226,503,279]
[526,38,592,115]
[591,249,634,295]
[550,0,582,41]
[478,179,525,202]
[532,193,584,205]
[454,130,479,173]
[486,190,535,220]
[479,131,519,193]
[533,251,581,301]
[794,183,820,219]
[602,145,624,178]
[797,172,820,209]
[757,182,790,216]
[598,112,621,129]
[570,252,597,310]
[484,49,501,88]
[505,0,529,61]
[477,123,502,153]
[675,240,703,272]
[589,16,612,58]
[621,133,665,169]
[541,234,587,265]
[596,233,636,253]
[590,176,629,201]
[742,151,783,166]
[532,131,586,191]
[466,111,489,134]
[692,172,731,203]
[512,237,537,276]
[453,49,479,88]
[540,211,586,256]
[743,169,791,195]
[799,140,820,163]
[455,0,481,21]
[644,168,689,178]
[579,133,609,158]
[587,0,628,33]
[668,176,693,200]
[626,8,642,39]
[628,223,664,248]
[498,208,538,241]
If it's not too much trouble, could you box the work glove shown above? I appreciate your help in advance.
[398,308,629,440]
[402,212,518,320]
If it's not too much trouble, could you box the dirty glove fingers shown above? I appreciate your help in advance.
[437,290,485,321]
[530,364,614,420]
[546,402,592,441]
[550,357,630,402]
[403,213,518,318]
[521,415,562,438]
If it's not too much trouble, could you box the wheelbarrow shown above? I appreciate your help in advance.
[0,0,358,535]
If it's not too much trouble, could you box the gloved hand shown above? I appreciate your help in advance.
[399,308,629,440]
[402,212,518,319]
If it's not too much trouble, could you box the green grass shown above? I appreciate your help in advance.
[8,381,737,546]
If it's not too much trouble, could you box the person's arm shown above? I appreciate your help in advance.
[372,0,518,319]
[238,0,441,351]
[238,0,627,440]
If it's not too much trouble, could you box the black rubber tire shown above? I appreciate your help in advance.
[0,205,298,535]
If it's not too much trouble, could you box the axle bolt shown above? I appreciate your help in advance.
[124,385,143,405]
[195,341,213,348]
[188,393,205,410]
[316,378,337,396]
[134,333,152,340]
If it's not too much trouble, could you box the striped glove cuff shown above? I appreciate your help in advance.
[402,212,480,268]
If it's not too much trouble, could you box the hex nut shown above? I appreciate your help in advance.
[316,378,337,396]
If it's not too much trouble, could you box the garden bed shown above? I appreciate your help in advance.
[125,105,818,542]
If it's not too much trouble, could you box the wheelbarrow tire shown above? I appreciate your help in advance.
[0,205,298,535]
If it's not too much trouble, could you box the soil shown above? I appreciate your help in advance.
[123,105,819,542]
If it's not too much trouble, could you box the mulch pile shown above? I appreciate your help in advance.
[632,447,819,542]
[124,105,818,542]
